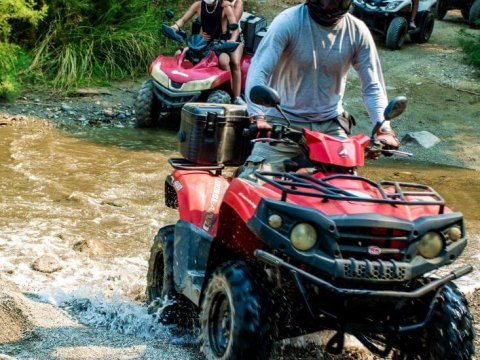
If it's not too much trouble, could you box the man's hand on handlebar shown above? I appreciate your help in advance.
[250,115,272,138]
[375,123,400,156]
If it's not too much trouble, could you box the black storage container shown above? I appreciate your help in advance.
[178,103,251,165]
[253,28,268,53]
[240,12,267,54]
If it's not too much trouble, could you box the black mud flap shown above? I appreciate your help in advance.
[173,220,213,305]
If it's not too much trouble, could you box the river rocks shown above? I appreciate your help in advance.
[31,255,63,273]
[402,131,441,149]
[61,104,73,112]
[73,239,108,256]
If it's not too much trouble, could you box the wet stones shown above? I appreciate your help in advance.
[31,255,63,273]
[402,131,441,149]
[73,239,108,256]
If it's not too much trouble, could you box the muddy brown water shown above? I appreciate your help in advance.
[0,119,478,357]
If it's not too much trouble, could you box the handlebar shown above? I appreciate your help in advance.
[244,123,413,158]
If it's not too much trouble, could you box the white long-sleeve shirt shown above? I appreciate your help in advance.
[246,4,388,125]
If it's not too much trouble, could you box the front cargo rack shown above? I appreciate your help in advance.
[255,171,445,213]
[169,158,224,175]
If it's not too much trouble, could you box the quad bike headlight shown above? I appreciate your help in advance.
[385,1,403,10]
[151,64,169,88]
[447,226,462,242]
[417,232,444,259]
[268,214,283,228]
[181,75,218,92]
[290,223,317,251]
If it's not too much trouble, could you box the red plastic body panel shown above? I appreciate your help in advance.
[149,51,252,89]
[171,169,230,236]
[304,129,371,167]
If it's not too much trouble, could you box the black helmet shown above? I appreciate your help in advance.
[306,0,352,26]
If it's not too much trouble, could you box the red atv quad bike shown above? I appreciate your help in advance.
[134,22,251,128]
[146,86,475,359]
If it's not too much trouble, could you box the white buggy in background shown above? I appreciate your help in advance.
[351,0,437,49]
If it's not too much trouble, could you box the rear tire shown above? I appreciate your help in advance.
[386,17,408,50]
[146,226,197,329]
[469,0,480,28]
[207,90,232,104]
[134,80,162,128]
[200,261,274,360]
[435,0,448,19]
[393,282,475,359]
[410,12,435,43]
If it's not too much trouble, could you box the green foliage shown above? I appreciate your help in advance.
[0,0,46,100]
[28,0,188,88]
[0,42,31,100]
[0,0,47,41]
[458,28,480,69]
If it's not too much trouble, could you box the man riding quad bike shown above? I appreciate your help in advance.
[435,0,480,27]
[146,86,475,359]
[134,2,249,128]
[350,0,437,49]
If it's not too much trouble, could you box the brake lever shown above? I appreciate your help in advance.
[381,149,413,157]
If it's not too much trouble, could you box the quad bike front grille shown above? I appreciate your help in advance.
[342,259,408,281]
[336,226,410,261]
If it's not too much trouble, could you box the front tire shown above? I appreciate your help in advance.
[410,12,435,43]
[200,261,274,360]
[146,226,197,329]
[393,282,475,359]
[386,17,408,50]
[207,90,232,104]
[435,0,448,19]
[469,0,480,28]
[134,79,162,128]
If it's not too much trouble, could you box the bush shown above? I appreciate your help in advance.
[0,0,47,100]
[29,0,188,89]
[459,28,480,69]
[0,42,31,100]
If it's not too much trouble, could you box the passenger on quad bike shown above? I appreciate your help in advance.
[172,0,245,105]
[147,85,475,359]
[238,0,398,180]
[134,2,251,128]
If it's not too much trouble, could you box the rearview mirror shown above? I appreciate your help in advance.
[384,96,407,120]
[162,23,184,43]
[249,85,280,107]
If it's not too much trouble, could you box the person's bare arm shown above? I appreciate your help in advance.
[172,2,201,31]
[223,0,243,22]
[223,6,240,41]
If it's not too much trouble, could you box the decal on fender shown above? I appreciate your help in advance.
[173,180,183,191]
[202,179,223,232]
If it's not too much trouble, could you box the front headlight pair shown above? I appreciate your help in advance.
[268,214,317,251]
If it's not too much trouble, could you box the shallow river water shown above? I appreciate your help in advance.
[0,119,478,346]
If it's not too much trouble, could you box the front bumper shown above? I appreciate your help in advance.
[248,198,468,284]
[255,249,472,299]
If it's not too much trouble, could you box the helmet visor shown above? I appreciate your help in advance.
[309,0,352,17]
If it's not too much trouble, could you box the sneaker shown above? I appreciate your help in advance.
[409,20,416,30]
[233,96,246,106]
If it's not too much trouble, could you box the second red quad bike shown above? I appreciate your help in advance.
[134,21,252,128]
[147,86,475,359]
